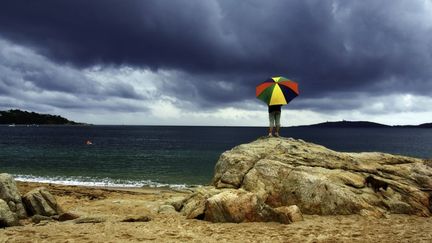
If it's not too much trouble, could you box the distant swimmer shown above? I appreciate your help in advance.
[86,140,93,145]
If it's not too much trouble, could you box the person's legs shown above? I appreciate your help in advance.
[274,111,281,137]
[268,112,275,136]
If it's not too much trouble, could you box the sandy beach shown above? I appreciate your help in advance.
[0,182,430,243]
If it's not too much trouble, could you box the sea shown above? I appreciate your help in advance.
[1,125,431,188]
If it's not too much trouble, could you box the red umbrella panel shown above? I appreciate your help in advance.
[256,76,299,105]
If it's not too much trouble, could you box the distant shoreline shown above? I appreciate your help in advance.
[291,120,432,128]
[2,123,431,128]
[1,109,430,127]
[0,109,87,125]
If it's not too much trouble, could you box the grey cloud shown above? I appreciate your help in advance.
[0,0,431,115]
[0,39,148,113]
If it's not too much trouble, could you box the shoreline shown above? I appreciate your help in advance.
[0,181,430,242]
[12,175,201,190]
[15,181,193,196]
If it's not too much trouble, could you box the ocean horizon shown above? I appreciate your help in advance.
[1,125,431,188]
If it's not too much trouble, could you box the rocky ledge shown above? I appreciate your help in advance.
[0,173,78,227]
[172,137,432,224]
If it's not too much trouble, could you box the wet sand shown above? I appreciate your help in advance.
[1,182,431,242]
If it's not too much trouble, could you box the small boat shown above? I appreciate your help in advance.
[8,124,16,127]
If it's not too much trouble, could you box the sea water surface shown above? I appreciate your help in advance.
[1,125,431,188]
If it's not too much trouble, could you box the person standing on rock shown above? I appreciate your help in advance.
[256,76,299,137]
[268,104,282,137]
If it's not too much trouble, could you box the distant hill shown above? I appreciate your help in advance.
[296,120,431,128]
[417,123,432,128]
[298,120,390,128]
[0,109,81,125]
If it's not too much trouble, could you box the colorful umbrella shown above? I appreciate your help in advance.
[256,76,299,105]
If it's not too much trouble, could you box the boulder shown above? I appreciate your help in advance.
[0,199,20,227]
[204,189,291,224]
[212,137,432,216]
[180,186,225,219]
[274,205,303,222]
[0,173,27,218]
[158,205,177,214]
[22,187,63,217]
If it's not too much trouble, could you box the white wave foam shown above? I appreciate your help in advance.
[12,174,193,189]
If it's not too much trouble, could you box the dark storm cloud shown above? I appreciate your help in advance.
[0,39,148,113]
[0,0,225,69]
[0,0,431,111]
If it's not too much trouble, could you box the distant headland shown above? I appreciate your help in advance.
[0,109,85,125]
[295,120,432,128]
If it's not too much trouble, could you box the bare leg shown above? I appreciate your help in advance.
[274,111,281,137]
[268,112,274,136]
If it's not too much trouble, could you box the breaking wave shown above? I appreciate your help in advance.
[12,174,194,189]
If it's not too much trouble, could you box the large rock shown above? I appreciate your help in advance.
[180,186,226,219]
[0,199,20,227]
[204,189,291,224]
[212,137,432,216]
[0,173,27,219]
[22,187,63,217]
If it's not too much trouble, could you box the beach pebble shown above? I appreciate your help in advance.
[73,216,106,224]
[58,212,80,221]
[31,215,53,224]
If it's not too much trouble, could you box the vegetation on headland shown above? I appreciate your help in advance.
[0,109,84,125]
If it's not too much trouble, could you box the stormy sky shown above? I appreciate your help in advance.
[0,0,431,125]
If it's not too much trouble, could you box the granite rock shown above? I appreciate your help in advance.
[0,173,27,218]
[22,187,63,217]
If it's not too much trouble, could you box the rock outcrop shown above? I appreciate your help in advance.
[180,187,224,219]
[22,187,63,217]
[0,174,76,227]
[0,173,27,219]
[204,189,292,224]
[180,137,432,223]
[0,199,20,227]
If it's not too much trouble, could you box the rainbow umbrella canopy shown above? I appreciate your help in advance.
[256,76,299,106]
